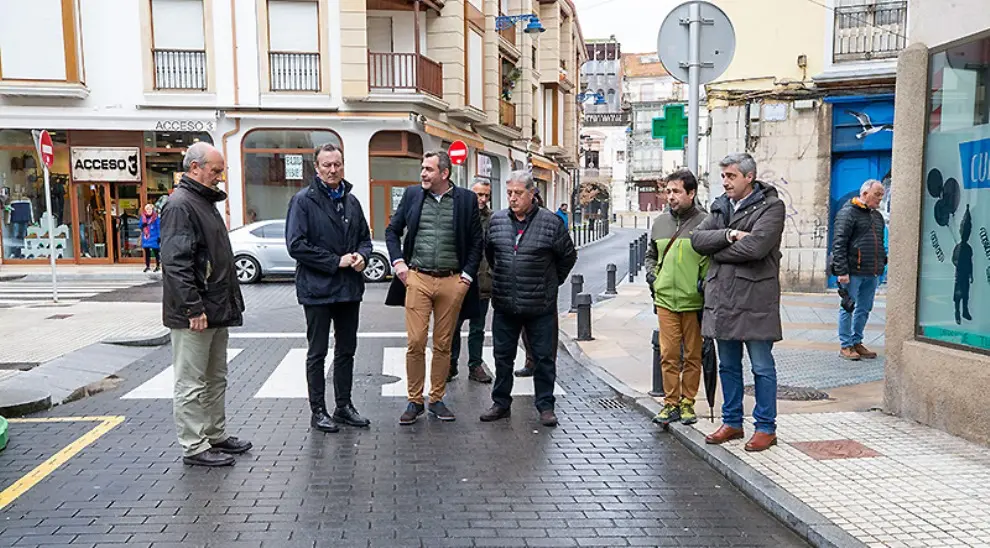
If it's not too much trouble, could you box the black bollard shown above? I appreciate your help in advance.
[629,241,636,283]
[605,264,617,295]
[649,329,665,397]
[569,274,584,313]
[572,224,577,244]
[639,234,648,267]
[576,293,594,341]
[634,216,638,229]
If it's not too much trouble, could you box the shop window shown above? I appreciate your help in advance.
[917,35,990,351]
[369,131,423,240]
[0,130,74,260]
[243,129,341,223]
[476,153,502,210]
[144,131,213,211]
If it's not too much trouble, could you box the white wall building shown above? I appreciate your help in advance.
[0,0,586,264]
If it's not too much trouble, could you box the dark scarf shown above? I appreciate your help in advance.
[141,211,158,239]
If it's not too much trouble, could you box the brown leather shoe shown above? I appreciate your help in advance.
[744,432,778,452]
[705,425,744,445]
[840,347,861,361]
[852,343,877,359]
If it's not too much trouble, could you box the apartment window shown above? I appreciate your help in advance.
[640,83,655,102]
[833,0,908,62]
[0,0,80,82]
[267,0,321,92]
[151,0,208,90]
[467,30,484,109]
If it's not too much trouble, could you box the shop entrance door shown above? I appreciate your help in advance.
[370,181,411,240]
[75,183,112,264]
[111,183,144,263]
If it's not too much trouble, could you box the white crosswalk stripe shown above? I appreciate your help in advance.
[381,347,566,397]
[121,349,243,399]
[0,280,148,306]
[121,345,565,400]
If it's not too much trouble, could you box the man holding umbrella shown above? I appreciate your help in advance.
[644,169,709,427]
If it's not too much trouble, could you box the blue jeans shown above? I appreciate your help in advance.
[717,340,777,434]
[838,275,879,348]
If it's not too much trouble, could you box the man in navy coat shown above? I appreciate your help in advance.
[286,143,373,433]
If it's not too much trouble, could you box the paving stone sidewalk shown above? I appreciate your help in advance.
[561,281,990,547]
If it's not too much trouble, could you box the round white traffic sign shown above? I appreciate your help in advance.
[657,0,736,85]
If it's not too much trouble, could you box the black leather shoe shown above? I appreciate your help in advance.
[183,449,234,467]
[480,404,511,422]
[333,404,371,427]
[539,409,559,427]
[514,366,534,378]
[311,411,340,433]
[211,436,252,454]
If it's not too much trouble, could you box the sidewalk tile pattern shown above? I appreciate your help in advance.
[741,348,885,390]
[694,412,990,547]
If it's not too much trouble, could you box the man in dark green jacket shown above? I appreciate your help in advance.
[449,178,495,383]
[644,169,709,427]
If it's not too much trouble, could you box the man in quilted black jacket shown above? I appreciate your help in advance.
[480,171,577,427]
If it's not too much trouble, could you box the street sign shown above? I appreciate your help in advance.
[39,131,54,169]
[448,140,468,166]
[652,104,690,151]
[656,0,736,175]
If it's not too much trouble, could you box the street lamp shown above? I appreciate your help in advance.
[495,13,546,34]
[577,91,607,105]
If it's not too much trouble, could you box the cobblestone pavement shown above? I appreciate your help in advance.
[0,284,805,547]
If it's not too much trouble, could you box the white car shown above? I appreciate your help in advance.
[229,220,392,284]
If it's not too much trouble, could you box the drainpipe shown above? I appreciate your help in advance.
[220,0,240,229]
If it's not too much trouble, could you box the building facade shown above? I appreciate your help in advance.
[579,37,629,214]
[706,0,905,291]
[887,1,990,444]
[0,0,585,264]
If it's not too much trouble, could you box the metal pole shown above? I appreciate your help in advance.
[687,0,701,175]
[649,328,664,397]
[605,264,617,296]
[629,240,636,283]
[569,273,584,313]
[42,166,58,303]
[576,293,594,341]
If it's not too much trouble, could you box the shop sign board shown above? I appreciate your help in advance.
[284,154,304,180]
[71,147,141,182]
[155,120,215,132]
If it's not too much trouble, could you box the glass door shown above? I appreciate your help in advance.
[111,183,144,263]
[75,183,112,263]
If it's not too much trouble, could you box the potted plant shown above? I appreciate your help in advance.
[502,67,522,101]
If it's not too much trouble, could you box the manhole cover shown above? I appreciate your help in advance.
[595,397,627,409]
[46,313,74,320]
[744,385,830,401]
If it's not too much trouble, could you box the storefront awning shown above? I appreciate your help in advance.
[424,120,485,150]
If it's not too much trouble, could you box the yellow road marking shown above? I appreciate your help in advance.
[0,416,125,511]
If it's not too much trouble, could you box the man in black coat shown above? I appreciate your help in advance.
[480,170,577,427]
[831,179,887,361]
[286,143,374,433]
[385,150,483,425]
[161,142,250,467]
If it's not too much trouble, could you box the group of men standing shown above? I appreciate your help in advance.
[159,143,575,466]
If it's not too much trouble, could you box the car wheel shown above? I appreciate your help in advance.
[235,255,262,284]
[363,253,389,283]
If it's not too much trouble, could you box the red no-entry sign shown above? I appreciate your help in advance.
[448,140,468,166]
[38,130,54,169]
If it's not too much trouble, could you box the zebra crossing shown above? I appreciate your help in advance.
[122,344,565,400]
[0,280,148,306]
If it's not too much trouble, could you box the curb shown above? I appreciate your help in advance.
[0,387,52,418]
[557,329,866,548]
[104,330,171,347]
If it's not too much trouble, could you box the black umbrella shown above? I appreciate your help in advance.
[698,309,718,421]
[701,336,718,422]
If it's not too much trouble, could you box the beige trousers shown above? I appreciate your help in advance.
[657,308,703,406]
[171,327,229,457]
[404,270,468,404]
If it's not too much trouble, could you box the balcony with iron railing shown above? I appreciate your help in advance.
[581,166,613,183]
[499,99,519,129]
[833,1,908,62]
[368,53,443,99]
[270,52,321,91]
[153,49,207,90]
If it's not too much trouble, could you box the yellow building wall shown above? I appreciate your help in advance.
[707,0,825,92]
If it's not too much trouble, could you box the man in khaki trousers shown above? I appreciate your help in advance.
[385,151,483,425]
[160,143,250,467]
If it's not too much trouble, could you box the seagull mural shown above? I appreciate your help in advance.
[846,110,894,140]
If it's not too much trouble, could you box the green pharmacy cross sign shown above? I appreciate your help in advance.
[652,104,689,151]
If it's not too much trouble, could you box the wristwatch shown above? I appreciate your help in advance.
[728,229,739,242]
